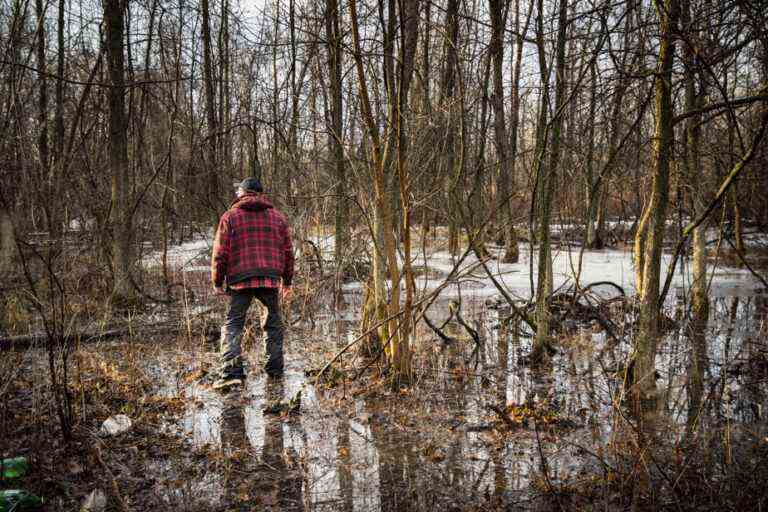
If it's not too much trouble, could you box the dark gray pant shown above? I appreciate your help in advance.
[220,287,284,378]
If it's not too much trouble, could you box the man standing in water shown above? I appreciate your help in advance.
[211,177,294,390]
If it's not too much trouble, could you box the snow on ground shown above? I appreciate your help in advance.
[142,234,213,273]
[403,243,761,301]
[146,229,764,301]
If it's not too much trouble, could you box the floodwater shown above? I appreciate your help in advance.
[138,263,767,511]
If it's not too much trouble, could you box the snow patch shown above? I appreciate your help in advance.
[143,234,213,270]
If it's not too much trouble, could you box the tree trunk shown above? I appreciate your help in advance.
[35,0,51,243]
[286,0,297,203]
[682,0,708,428]
[532,0,567,363]
[201,0,219,220]
[584,62,600,248]
[632,0,680,418]
[0,209,14,273]
[442,0,461,256]
[507,0,533,262]
[393,0,420,380]
[326,0,348,267]
[219,0,232,185]
[349,0,403,380]
[489,0,517,263]
[104,0,133,301]
[469,54,492,259]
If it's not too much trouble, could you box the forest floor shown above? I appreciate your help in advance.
[2,229,768,511]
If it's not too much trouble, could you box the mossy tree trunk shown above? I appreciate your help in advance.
[349,0,418,382]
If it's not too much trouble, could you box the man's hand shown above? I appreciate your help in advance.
[281,285,292,301]
[213,285,228,296]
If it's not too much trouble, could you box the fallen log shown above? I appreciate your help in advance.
[2,324,176,350]
[1,308,217,350]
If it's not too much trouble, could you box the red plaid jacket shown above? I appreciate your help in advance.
[211,193,294,290]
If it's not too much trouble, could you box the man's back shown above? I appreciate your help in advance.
[211,193,294,290]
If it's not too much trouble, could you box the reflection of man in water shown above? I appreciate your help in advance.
[220,378,302,509]
[211,177,294,390]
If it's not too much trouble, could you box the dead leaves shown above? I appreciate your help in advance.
[488,399,579,431]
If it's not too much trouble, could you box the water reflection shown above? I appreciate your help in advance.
[183,383,223,447]
[145,278,765,509]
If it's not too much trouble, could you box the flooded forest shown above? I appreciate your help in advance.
[1,0,767,510]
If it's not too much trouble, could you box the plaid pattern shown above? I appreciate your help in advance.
[211,193,294,290]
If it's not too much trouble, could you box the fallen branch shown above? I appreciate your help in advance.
[316,246,485,383]
[472,248,538,333]
[1,324,178,350]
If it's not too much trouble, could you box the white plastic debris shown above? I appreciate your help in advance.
[99,414,132,436]
[81,488,107,512]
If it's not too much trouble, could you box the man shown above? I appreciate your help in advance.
[210,177,294,390]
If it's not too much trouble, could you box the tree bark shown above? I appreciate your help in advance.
[0,209,14,273]
[35,0,51,243]
[506,0,533,261]
[489,0,518,263]
[393,0,420,380]
[104,0,133,301]
[349,0,404,380]
[584,61,599,248]
[53,0,65,233]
